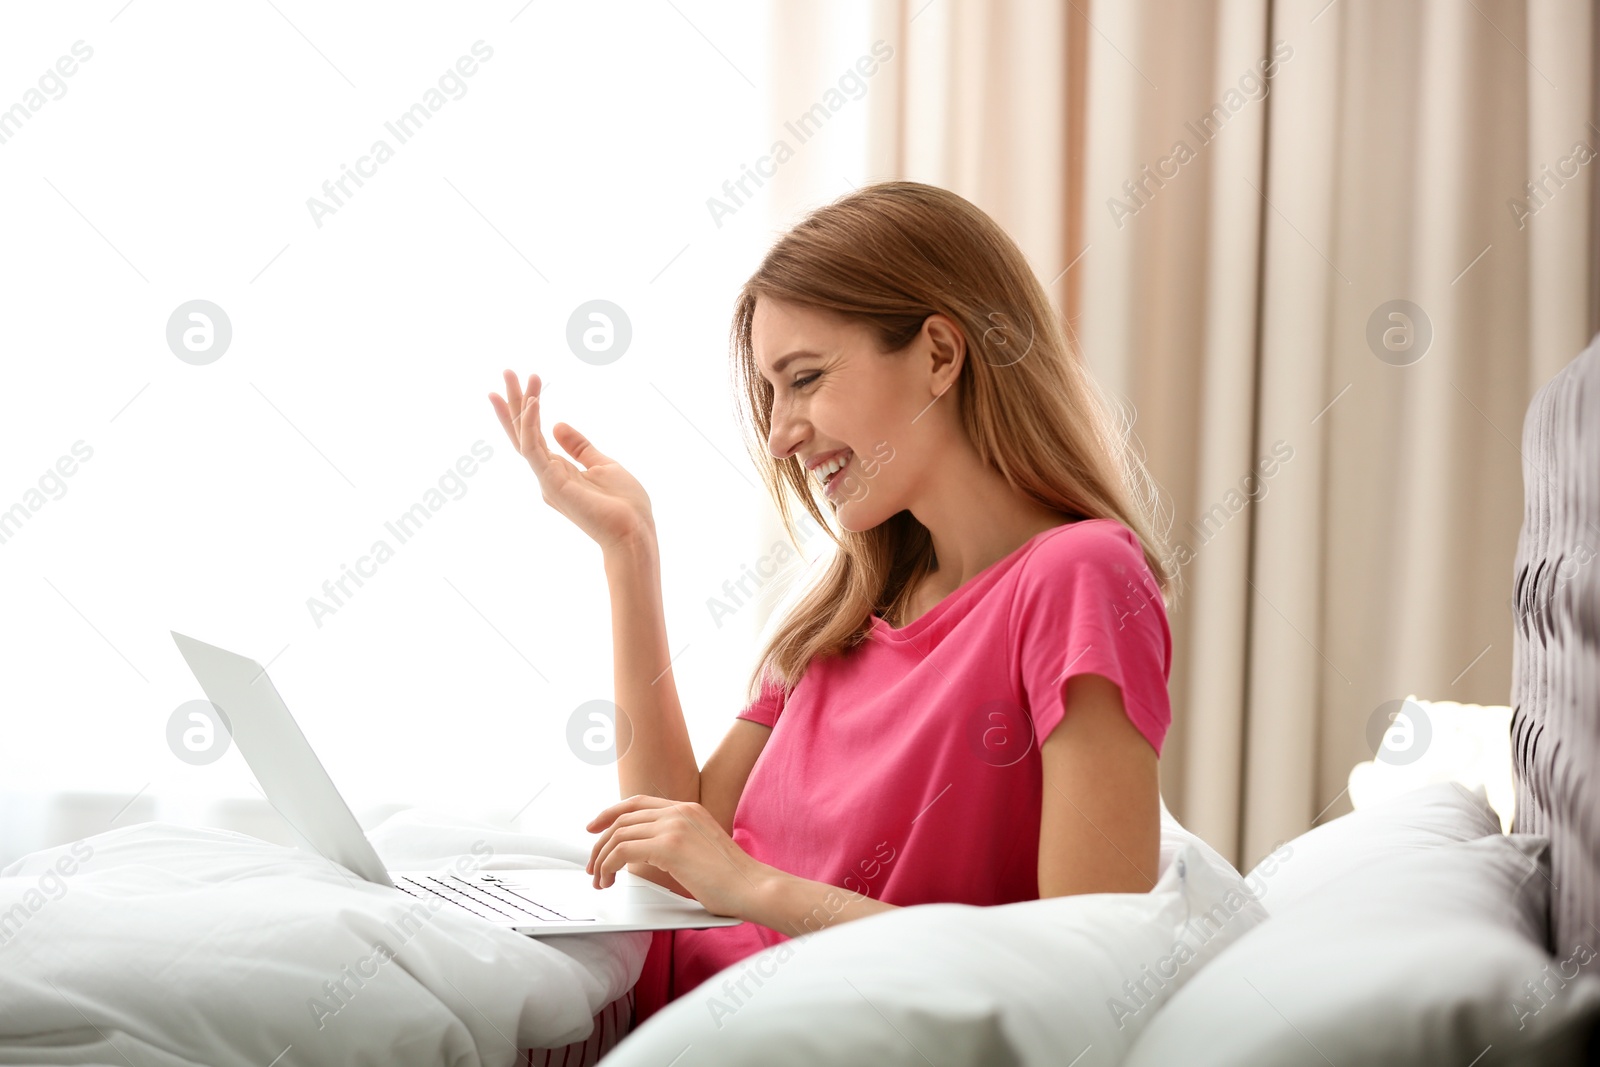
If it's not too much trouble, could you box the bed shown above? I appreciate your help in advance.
[4,333,1599,1065]
[0,808,649,1065]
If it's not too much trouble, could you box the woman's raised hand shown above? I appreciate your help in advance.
[488,370,656,557]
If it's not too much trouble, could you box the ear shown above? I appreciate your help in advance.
[921,313,966,397]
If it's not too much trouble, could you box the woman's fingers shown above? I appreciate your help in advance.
[489,369,530,451]
[519,390,547,470]
[584,799,701,872]
[488,391,519,448]
[589,816,657,887]
[490,370,552,457]
[587,794,673,832]
[504,368,525,416]
[553,422,612,470]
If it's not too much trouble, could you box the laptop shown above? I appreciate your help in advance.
[170,631,743,937]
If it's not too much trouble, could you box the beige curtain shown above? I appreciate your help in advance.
[762,0,1595,870]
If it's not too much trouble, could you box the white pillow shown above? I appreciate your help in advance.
[1125,833,1600,1066]
[1245,779,1502,914]
[604,841,1267,1066]
[1159,793,1244,889]
[1347,695,1515,832]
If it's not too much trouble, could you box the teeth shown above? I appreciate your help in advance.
[813,451,850,483]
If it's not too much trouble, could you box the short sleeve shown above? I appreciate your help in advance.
[1010,521,1172,755]
[734,672,788,728]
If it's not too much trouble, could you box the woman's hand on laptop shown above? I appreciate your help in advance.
[585,795,779,921]
[489,369,656,557]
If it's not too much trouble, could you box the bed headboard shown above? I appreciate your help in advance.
[1512,330,1600,957]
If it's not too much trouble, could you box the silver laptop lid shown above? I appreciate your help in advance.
[170,631,393,887]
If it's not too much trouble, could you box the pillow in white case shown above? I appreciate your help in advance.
[1125,833,1600,1067]
[1159,793,1245,890]
[1346,696,1515,831]
[604,841,1268,1067]
[1245,779,1501,915]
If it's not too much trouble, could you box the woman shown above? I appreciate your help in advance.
[488,180,1174,1028]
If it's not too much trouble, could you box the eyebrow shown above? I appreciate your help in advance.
[758,350,821,384]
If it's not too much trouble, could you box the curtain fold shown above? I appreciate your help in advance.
[761,0,1595,870]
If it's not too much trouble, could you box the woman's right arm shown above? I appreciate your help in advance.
[488,369,768,862]
[603,531,700,807]
[605,533,776,835]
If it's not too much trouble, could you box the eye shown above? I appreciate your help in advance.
[793,373,820,389]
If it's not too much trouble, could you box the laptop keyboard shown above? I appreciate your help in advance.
[395,874,598,924]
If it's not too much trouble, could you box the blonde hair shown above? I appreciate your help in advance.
[730,180,1173,702]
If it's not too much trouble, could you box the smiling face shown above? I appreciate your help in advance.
[753,296,963,532]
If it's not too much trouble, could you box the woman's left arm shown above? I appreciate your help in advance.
[1037,672,1160,897]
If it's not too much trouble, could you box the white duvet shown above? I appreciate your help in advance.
[0,810,649,1066]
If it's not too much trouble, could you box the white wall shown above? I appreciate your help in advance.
[0,0,878,867]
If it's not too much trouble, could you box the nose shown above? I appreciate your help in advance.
[767,397,805,461]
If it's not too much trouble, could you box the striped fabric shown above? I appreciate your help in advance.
[520,988,635,1066]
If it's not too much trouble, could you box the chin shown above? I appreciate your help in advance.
[831,495,890,534]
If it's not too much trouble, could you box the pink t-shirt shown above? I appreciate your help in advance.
[634,517,1172,1019]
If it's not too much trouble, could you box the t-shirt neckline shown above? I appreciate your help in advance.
[869,521,1084,642]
